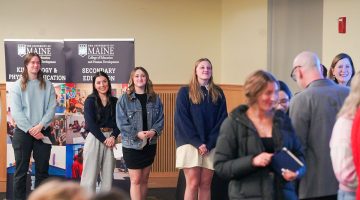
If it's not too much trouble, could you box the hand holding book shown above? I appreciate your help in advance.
[281,168,298,181]
[270,147,304,179]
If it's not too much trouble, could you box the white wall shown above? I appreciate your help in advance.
[0,0,222,84]
[221,0,268,84]
[323,0,360,72]
[268,0,323,92]
[4,1,356,86]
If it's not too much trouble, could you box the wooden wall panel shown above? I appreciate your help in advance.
[149,84,245,179]
[151,85,181,179]
[0,83,244,189]
[0,84,7,192]
[152,92,178,173]
[221,84,246,112]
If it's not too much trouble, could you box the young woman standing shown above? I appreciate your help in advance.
[174,58,227,200]
[116,67,164,200]
[80,71,120,193]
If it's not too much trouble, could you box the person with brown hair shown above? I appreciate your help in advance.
[214,70,305,200]
[116,66,164,200]
[10,52,56,200]
[328,53,355,86]
[80,71,120,193]
[174,58,227,200]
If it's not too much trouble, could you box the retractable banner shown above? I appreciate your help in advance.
[4,40,66,198]
[5,40,66,82]
[63,39,133,184]
[4,39,134,199]
[64,39,134,83]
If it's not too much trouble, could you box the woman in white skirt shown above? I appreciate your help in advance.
[174,58,228,200]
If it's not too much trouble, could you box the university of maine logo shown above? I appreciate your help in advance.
[17,44,27,57]
[78,44,87,57]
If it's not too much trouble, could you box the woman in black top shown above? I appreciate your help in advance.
[116,67,164,200]
[80,71,120,193]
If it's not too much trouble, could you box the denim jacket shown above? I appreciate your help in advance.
[116,92,164,150]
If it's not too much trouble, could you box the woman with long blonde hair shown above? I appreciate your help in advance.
[174,58,227,200]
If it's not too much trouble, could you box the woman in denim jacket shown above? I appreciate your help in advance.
[116,66,164,200]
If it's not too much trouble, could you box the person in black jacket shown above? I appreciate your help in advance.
[80,71,120,194]
[214,70,306,200]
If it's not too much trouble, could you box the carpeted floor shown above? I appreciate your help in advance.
[147,188,177,200]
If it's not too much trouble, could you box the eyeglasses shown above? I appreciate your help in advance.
[290,66,301,82]
[277,98,289,106]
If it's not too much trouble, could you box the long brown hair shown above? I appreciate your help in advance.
[127,67,156,101]
[189,58,221,104]
[91,71,115,122]
[21,53,46,91]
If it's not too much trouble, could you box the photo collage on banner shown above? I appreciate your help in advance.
[63,39,133,182]
[4,39,134,197]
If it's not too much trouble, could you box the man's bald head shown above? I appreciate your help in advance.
[293,51,321,72]
[292,51,322,89]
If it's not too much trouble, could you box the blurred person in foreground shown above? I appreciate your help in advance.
[330,71,360,200]
[215,70,305,200]
[28,178,89,200]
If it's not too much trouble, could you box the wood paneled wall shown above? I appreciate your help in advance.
[152,89,178,175]
[0,83,245,191]
[150,84,245,177]
[0,84,7,192]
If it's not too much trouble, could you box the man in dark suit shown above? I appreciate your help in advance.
[289,51,349,200]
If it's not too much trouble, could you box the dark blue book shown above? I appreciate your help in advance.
[270,147,304,175]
